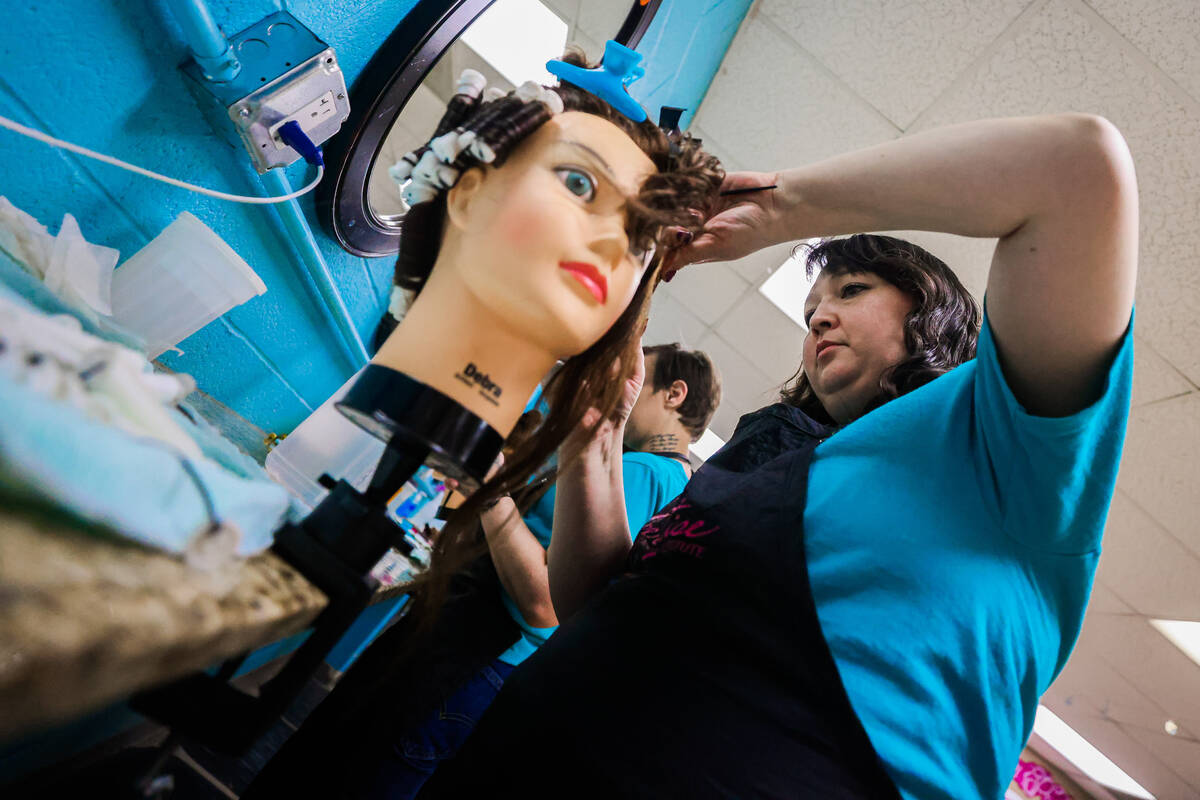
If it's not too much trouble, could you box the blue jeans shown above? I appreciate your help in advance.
[356,659,516,799]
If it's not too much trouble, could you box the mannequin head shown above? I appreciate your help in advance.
[385,50,724,626]
[439,110,657,356]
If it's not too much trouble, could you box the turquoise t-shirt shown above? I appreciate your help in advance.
[496,451,690,665]
[805,310,1134,800]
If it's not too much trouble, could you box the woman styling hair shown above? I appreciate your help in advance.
[242,48,723,799]
[416,114,1138,800]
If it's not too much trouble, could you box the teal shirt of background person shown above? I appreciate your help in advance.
[497,452,691,666]
[804,308,1134,800]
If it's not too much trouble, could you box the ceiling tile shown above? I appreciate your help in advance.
[1077,612,1200,725]
[1046,638,1173,734]
[664,262,750,325]
[760,0,1031,129]
[644,289,707,347]
[715,288,805,384]
[696,331,781,416]
[1096,491,1200,620]
[1132,337,1195,407]
[707,400,747,443]
[1032,702,1197,800]
[1117,393,1200,560]
[909,0,1200,388]
[575,0,633,44]
[1087,0,1200,103]
[1089,580,1138,615]
[686,123,746,173]
[692,15,899,172]
[722,240,801,286]
[881,230,995,303]
[542,0,580,26]
[1119,721,1200,793]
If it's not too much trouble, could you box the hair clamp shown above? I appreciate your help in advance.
[546,40,648,123]
[658,105,688,171]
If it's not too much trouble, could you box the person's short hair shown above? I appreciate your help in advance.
[643,343,721,441]
[781,234,981,423]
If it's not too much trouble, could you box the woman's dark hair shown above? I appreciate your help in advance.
[642,342,721,441]
[385,50,724,628]
[781,234,981,424]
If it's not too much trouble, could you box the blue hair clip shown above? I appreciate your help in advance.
[546,40,648,123]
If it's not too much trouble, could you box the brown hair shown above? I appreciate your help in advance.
[389,51,724,627]
[781,234,980,423]
[643,343,721,441]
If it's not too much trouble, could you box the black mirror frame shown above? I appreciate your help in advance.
[316,0,663,258]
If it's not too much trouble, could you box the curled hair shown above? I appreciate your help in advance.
[643,343,721,441]
[383,50,724,628]
[781,234,981,423]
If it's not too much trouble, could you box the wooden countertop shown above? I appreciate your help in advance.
[0,511,376,742]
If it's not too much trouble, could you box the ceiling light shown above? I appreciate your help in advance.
[1032,705,1154,799]
[758,241,820,327]
[689,428,725,461]
[1149,618,1200,668]
[459,0,568,87]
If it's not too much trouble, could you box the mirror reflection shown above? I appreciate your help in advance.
[367,0,570,222]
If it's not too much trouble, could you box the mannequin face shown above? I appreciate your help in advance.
[441,111,658,358]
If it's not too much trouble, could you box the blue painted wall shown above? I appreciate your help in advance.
[0,0,746,435]
[633,0,753,131]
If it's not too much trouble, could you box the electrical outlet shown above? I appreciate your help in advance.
[269,91,338,150]
[180,11,350,173]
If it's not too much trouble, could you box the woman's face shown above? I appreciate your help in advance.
[442,111,657,358]
[801,269,916,424]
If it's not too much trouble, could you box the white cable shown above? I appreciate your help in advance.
[0,113,323,204]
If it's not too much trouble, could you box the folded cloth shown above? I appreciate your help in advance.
[0,372,291,559]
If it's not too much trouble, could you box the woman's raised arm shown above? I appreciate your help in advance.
[678,114,1138,416]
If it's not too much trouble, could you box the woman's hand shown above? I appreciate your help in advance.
[664,170,784,280]
[560,342,645,464]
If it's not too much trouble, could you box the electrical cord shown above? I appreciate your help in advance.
[0,113,324,204]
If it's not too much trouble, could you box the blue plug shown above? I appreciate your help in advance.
[277,120,324,167]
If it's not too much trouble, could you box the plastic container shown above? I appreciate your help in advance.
[266,367,387,510]
[110,212,267,358]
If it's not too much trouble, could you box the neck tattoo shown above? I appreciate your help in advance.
[644,433,686,453]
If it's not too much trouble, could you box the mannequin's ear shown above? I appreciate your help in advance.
[445,167,487,232]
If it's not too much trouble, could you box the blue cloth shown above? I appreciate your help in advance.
[358,659,515,800]
[804,310,1134,800]
[0,372,292,557]
[496,451,690,665]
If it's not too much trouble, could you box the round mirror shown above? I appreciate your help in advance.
[317,0,661,257]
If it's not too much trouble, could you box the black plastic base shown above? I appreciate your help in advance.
[337,364,503,492]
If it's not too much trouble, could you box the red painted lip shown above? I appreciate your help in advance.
[559,261,607,304]
[815,340,843,358]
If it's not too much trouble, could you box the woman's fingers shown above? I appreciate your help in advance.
[663,169,784,279]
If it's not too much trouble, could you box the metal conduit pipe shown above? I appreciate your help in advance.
[165,0,240,82]
[260,168,370,370]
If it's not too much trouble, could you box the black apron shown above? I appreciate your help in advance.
[418,404,902,799]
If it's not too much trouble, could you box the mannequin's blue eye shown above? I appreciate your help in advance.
[556,168,596,201]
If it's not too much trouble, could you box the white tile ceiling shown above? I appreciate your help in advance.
[644,1,1200,797]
